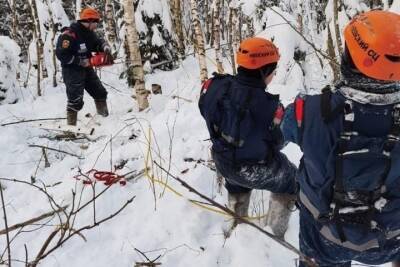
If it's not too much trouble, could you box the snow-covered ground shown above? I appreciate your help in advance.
[0,6,392,267]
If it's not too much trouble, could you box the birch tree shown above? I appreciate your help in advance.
[105,0,118,50]
[227,0,239,74]
[327,26,340,81]
[171,0,185,56]
[45,0,57,87]
[29,0,48,96]
[10,0,16,39]
[123,0,149,111]
[333,0,343,55]
[212,0,224,73]
[61,0,76,20]
[190,0,208,83]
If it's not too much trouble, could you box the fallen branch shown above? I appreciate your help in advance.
[34,196,136,264]
[1,117,66,127]
[28,144,83,159]
[0,206,68,236]
[153,161,317,267]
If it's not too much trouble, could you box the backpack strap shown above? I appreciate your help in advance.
[273,103,284,126]
[200,78,213,95]
[321,85,346,123]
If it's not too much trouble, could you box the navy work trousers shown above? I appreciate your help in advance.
[62,67,107,112]
[212,150,297,195]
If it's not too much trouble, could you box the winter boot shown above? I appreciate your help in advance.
[265,192,296,239]
[228,192,251,225]
[67,110,77,126]
[223,191,251,237]
[95,100,109,117]
[393,261,400,267]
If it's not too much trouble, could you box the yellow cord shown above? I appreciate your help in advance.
[144,127,268,220]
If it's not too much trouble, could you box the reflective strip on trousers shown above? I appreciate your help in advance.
[299,190,400,252]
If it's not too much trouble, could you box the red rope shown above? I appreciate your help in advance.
[73,169,126,186]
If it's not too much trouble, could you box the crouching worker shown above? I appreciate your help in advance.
[199,37,297,238]
[282,10,400,267]
[56,7,113,125]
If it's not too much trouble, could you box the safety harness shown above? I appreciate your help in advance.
[319,86,400,242]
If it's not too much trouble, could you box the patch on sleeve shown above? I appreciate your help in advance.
[62,39,70,49]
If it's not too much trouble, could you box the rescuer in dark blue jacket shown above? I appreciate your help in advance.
[199,37,297,238]
[56,7,112,125]
[282,11,400,267]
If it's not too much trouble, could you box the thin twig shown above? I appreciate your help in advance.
[24,244,28,267]
[0,206,68,236]
[0,182,12,267]
[30,227,61,267]
[0,178,68,219]
[34,196,136,264]
[28,144,83,159]
[1,117,66,127]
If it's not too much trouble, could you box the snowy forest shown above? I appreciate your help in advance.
[0,0,400,266]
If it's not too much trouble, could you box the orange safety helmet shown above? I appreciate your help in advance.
[236,37,280,69]
[344,10,400,81]
[79,8,101,21]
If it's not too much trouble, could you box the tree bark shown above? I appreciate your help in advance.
[123,0,149,111]
[171,0,185,56]
[46,0,57,87]
[204,0,211,44]
[190,0,208,83]
[105,0,117,50]
[28,0,42,95]
[227,2,236,74]
[327,25,340,81]
[212,0,224,73]
[333,0,343,55]
[10,0,17,39]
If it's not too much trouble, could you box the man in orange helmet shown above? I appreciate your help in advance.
[199,37,297,238]
[282,10,400,267]
[56,7,113,126]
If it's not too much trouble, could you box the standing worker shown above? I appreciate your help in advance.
[283,10,400,267]
[199,37,297,238]
[56,7,113,125]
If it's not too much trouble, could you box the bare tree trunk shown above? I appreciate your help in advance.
[204,0,211,44]
[244,17,255,39]
[333,0,343,55]
[231,4,240,49]
[227,3,236,74]
[171,0,185,56]
[76,0,81,17]
[10,0,17,39]
[238,7,242,42]
[46,0,57,87]
[220,0,225,41]
[212,0,224,73]
[123,0,149,111]
[105,0,117,50]
[33,0,48,79]
[190,0,208,83]
[327,25,340,81]
[28,0,42,95]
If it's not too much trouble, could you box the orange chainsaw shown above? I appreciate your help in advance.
[90,52,114,67]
